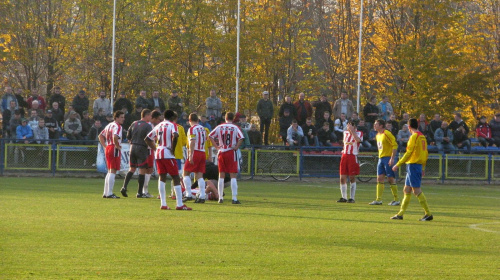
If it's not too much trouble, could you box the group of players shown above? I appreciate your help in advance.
[98,109,244,210]
[98,108,433,220]
[339,118,433,221]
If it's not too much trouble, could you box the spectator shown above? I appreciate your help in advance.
[398,113,410,130]
[120,107,133,137]
[388,113,399,136]
[93,90,111,116]
[377,96,393,121]
[130,105,143,123]
[247,124,262,145]
[33,118,49,144]
[332,91,354,120]
[238,114,251,132]
[315,111,336,143]
[417,114,429,138]
[428,113,442,144]
[2,100,17,137]
[363,96,379,129]
[28,109,39,131]
[286,119,304,147]
[81,111,93,140]
[434,121,456,155]
[27,88,47,111]
[368,128,377,147]
[64,105,81,122]
[199,115,212,131]
[44,110,60,140]
[113,91,133,114]
[257,91,274,145]
[279,109,294,145]
[14,88,28,117]
[167,90,183,116]
[312,93,331,122]
[449,113,471,153]
[149,90,166,112]
[357,119,372,148]
[208,115,218,129]
[64,111,83,141]
[16,118,33,144]
[89,119,104,142]
[206,89,223,120]
[2,86,18,113]
[103,113,114,128]
[9,110,22,138]
[72,90,89,118]
[178,112,189,131]
[294,92,313,126]
[31,100,44,118]
[334,113,348,143]
[51,102,65,126]
[490,113,500,147]
[301,117,319,146]
[476,116,494,147]
[351,111,360,122]
[93,108,107,125]
[48,86,66,114]
[279,95,297,119]
[317,122,334,146]
[135,90,149,111]
[397,124,411,152]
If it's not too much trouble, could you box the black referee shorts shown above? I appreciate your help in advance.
[129,145,150,168]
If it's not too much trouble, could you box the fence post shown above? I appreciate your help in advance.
[51,140,57,176]
[441,154,445,183]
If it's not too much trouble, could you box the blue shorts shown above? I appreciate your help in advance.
[377,157,396,178]
[405,164,422,188]
[176,159,182,171]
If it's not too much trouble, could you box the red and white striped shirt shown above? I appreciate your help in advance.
[188,124,207,152]
[209,123,244,153]
[342,130,363,155]
[146,120,178,159]
[100,122,122,146]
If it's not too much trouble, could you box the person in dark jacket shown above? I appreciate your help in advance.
[44,110,60,140]
[278,95,297,118]
[256,91,274,145]
[312,93,332,124]
[113,91,133,113]
[148,90,166,112]
[490,113,500,147]
[449,113,471,153]
[72,90,89,118]
[48,86,66,114]
[293,92,313,126]
[363,96,379,129]
[279,109,294,145]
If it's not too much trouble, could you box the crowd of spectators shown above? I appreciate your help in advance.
[1,85,499,155]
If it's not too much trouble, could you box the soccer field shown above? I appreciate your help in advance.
[1,177,499,279]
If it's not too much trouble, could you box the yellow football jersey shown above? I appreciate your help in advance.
[396,131,428,168]
[376,130,397,158]
[174,124,187,159]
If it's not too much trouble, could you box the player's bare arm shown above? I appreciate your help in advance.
[209,136,219,150]
[145,137,156,151]
[170,132,179,154]
[233,138,244,151]
[98,134,106,148]
[347,124,361,143]
[189,138,195,164]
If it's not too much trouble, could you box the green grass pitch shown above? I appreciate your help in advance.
[1,177,499,279]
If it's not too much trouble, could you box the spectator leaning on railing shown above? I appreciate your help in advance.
[44,109,60,140]
[33,118,49,144]
[16,118,33,144]
[287,119,303,147]
[449,112,471,153]
[65,111,83,141]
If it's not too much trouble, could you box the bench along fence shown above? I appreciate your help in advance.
[1,139,499,183]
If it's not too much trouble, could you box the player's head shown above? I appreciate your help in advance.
[225,112,235,122]
[164,109,177,121]
[114,110,124,120]
[375,119,385,128]
[189,113,199,123]
[151,110,162,125]
[408,118,418,130]
[141,109,151,119]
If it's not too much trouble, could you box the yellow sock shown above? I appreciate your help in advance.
[390,184,399,201]
[417,192,431,216]
[397,193,411,216]
[376,183,384,201]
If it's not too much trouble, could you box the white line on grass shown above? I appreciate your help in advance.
[469,222,500,234]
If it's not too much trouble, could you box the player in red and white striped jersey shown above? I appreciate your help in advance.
[98,111,125,199]
[338,120,363,203]
[142,110,163,197]
[209,112,244,204]
[145,110,191,210]
[182,113,209,203]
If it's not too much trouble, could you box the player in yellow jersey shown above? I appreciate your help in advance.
[391,119,433,221]
[369,119,400,206]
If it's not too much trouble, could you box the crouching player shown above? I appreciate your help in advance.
[337,120,362,203]
[145,110,191,210]
[391,118,433,221]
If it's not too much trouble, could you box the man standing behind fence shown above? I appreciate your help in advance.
[98,111,125,199]
[391,118,433,221]
[120,109,153,198]
[257,91,273,145]
[209,112,244,204]
[369,119,400,206]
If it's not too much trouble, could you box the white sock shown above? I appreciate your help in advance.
[170,180,174,196]
[103,173,109,196]
[158,180,167,207]
[218,179,224,201]
[174,185,183,207]
[143,174,151,193]
[231,178,238,201]
[350,182,357,200]
[183,176,192,197]
[340,183,347,199]
[108,173,116,195]
[198,178,206,199]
